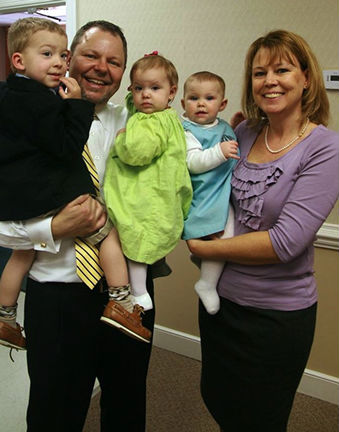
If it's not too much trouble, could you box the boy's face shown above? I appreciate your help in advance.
[12,30,68,88]
[131,67,177,114]
[181,79,227,125]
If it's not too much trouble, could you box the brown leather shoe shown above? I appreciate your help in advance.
[0,321,26,350]
[100,300,152,343]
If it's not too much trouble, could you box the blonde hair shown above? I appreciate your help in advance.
[242,29,329,129]
[184,71,225,97]
[130,54,178,87]
[7,17,67,72]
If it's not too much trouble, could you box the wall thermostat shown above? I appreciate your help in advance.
[323,70,339,90]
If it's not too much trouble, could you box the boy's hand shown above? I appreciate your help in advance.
[58,77,82,100]
[220,140,240,160]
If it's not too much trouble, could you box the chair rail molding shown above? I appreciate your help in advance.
[315,223,339,251]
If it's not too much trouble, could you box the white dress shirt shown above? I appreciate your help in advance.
[0,102,128,282]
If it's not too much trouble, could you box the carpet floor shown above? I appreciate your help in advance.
[84,346,338,431]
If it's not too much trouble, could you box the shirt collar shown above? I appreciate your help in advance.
[181,114,219,128]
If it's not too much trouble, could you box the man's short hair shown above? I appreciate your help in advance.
[70,20,127,68]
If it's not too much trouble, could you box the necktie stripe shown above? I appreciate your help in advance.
[75,245,102,275]
[75,247,102,275]
[82,148,100,192]
[77,262,102,284]
[76,267,97,289]
[75,142,104,289]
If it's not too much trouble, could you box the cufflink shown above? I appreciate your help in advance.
[40,242,47,248]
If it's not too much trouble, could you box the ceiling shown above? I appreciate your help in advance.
[0,5,66,26]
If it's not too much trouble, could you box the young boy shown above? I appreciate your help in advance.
[0,18,150,352]
[181,71,240,314]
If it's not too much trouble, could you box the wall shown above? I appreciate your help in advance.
[76,0,339,381]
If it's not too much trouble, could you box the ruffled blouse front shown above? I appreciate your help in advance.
[231,160,283,231]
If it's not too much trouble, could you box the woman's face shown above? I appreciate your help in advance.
[251,47,308,118]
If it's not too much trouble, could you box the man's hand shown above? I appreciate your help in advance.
[51,195,106,240]
[58,77,82,100]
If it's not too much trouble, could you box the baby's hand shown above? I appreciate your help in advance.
[58,77,82,99]
[220,140,240,160]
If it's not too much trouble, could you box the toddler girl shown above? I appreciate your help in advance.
[181,71,239,314]
[102,53,192,328]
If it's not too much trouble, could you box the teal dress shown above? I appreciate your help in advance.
[103,108,192,264]
[182,119,237,240]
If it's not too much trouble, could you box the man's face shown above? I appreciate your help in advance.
[69,27,125,106]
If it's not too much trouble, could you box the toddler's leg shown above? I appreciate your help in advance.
[99,229,151,343]
[195,205,235,315]
[0,249,34,350]
[0,249,35,325]
[100,228,129,288]
[128,260,153,311]
[194,260,223,315]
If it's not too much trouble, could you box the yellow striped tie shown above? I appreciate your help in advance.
[74,143,104,289]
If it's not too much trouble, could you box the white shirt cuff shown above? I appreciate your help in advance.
[24,216,61,253]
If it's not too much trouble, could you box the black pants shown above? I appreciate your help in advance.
[24,273,155,432]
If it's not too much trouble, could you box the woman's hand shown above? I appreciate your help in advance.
[51,194,106,240]
[230,111,246,129]
[186,238,212,258]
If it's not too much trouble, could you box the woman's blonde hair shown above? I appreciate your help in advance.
[241,29,329,129]
[7,17,67,72]
[129,54,178,87]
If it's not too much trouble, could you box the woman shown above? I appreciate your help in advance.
[188,30,339,432]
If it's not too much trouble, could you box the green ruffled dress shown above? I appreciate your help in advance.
[103,107,192,264]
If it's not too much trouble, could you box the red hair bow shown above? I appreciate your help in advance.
[144,51,158,57]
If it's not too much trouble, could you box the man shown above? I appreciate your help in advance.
[0,21,157,432]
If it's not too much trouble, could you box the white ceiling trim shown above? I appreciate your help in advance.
[0,1,64,14]
[0,0,76,44]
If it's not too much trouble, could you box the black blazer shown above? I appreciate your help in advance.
[0,74,96,220]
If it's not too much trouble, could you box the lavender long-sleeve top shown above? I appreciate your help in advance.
[218,121,339,311]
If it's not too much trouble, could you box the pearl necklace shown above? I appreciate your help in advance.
[264,118,310,154]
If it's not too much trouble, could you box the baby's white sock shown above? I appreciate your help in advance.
[195,205,235,314]
[127,260,153,311]
[194,260,225,315]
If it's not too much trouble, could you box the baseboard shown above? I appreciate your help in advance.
[153,324,339,405]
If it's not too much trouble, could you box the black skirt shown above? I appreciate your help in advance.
[199,297,317,432]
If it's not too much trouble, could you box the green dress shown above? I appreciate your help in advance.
[103,107,192,264]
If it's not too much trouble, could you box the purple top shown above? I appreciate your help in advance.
[218,121,339,311]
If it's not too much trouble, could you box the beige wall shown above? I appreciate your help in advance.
[76,0,339,378]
